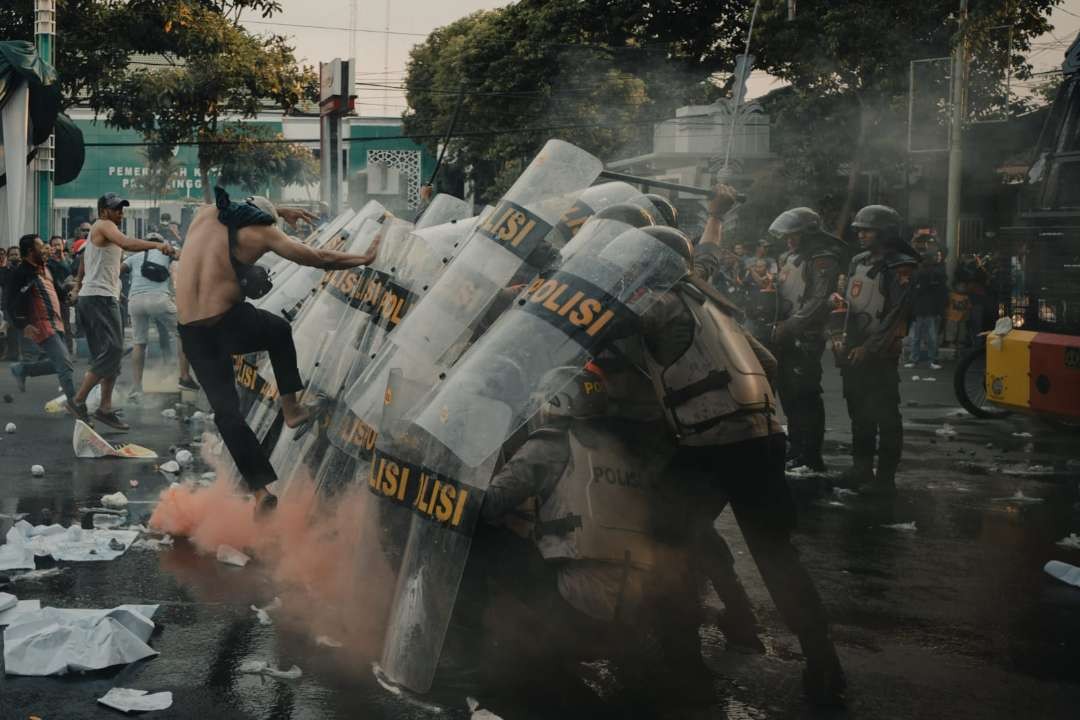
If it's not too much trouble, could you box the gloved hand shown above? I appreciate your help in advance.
[708,184,739,218]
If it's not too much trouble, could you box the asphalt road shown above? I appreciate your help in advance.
[0,348,1078,720]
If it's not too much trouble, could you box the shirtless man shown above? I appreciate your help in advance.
[175,194,381,514]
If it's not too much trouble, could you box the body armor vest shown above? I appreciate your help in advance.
[641,284,776,446]
[844,251,889,346]
[776,251,807,321]
[536,425,675,571]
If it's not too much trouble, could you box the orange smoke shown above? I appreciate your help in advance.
[149,440,395,661]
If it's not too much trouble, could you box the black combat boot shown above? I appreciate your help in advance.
[800,631,846,707]
[858,462,898,496]
[836,458,874,489]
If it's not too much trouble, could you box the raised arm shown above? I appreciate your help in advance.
[263,225,382,270]
[99,221,175,256]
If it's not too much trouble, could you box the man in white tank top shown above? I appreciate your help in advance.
[71,193,176,429]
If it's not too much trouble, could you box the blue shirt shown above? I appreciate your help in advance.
[122,249,174,298]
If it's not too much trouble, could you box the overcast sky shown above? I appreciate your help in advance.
[239,0,1080,117]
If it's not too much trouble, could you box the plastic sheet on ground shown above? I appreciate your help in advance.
[73,421,158,459]
[98,687,174,713]
[0,522,36,571]
[1044,560,1080,588]
[4,520,138,563]
[882,522,917,531]
[1056,534,1080,550]
[3,605,159,676]
[0,598,40,626]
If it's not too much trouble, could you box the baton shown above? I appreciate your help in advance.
[598,169,746,203]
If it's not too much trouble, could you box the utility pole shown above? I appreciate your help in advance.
[35,0,55,239]
[945,0,969,280]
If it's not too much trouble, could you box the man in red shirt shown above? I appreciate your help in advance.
[4,234,85,421]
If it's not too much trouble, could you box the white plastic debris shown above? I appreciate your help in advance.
[1056,534,1080,551]
[1012,431,1034,438]
[159,460,180,474]
[935,424,958,439]
[0,598,40,627]
[4,422,15,433]
[251,598,281,626]
[993,490,1045,504]
[10,568,64,583]
[1044,560,1080,588]
[911,375,920,381]
[467,697,505,720]
[175,449,194,466]
[161,409,176,420]
[216,544,250,567]
[73,421,157,459]
[191,411,206,421]
[1000,464,1054,477]
[315,635,344,648]
[3,605,159,676]
[0,592,15,613]
[30,465,44,477]
[101,492,129,509]
[238,660,302,680]
[833,487,858,499]
[98,687,174,713]
[882,522,917,531]
[132,535,173,552]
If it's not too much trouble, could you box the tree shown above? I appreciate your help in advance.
[129,147,183,207]
[204,123,318,194]
[94,0,316,202]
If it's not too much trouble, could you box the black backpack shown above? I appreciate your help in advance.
[140,250,171,282]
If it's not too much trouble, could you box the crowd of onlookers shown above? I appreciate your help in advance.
[710,227,1002,368]
[0,213,196,417]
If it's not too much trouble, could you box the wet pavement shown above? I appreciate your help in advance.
[0,351,1079,719]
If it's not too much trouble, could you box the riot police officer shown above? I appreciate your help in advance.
[839,205,919,494]
[768,208,844,472]
[602,196,847,706]
[480,364,722,708]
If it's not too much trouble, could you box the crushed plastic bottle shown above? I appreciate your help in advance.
[30,465,44,477]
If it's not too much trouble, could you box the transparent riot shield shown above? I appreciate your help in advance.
[344,139,604,430]
[371,221,689,692]
[415,193,472,230]
[268,213,479,494]
[244,217,409,448]
[551,180,638,245]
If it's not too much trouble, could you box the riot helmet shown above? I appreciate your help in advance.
[851,205,902,244]
[632,194,679,228]
[534,364,609,427]
[640,225,693,273]
[769,207,822,239]
[594,202,656,229]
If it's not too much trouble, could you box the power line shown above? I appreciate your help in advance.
[243,18,427,37]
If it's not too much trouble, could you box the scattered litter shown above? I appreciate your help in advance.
[98,687,174,713]
[102,492,129,509]
[238,660,302,680]
[9,568,64,583]
[0,599,40,626]
[467,697,505,720]
[1056,534,1080,551]
[131,535,173,552]
[216,544,250,567]
[1,521,138,563]
[993,489,1045,504]
[786,465,826,477]
[251,598,281,626]
[73,421,157,459]
[1044,560,1080,589]
[4,422,15,433]
[159,460,180,475]
[161,409,176,420]
[882,522,917,531]
[29,465,44,477]
[911,375,920,381]
[129,479,139,488]
[3,605,159,676]
[833,487,858,499]
[315,635,343,648]
[0,524,35,571]
[946,408,971,418]
[175,449,193,466]
[999,464,1055,477]
[1012,431,1033,438]
[935,424,958,439]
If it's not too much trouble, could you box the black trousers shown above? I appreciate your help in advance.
[178,302,304,491]
[841,358,902,475]
[671,433,832,650]
[775,338,826,464]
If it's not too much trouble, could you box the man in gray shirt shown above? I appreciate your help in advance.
[71,193,175,429]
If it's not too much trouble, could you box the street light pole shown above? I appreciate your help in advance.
[35,0,55,240]
[945,0,969,280]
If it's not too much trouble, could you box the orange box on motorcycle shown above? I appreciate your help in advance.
[1027,333,1080,418]
[984,330,1035,410]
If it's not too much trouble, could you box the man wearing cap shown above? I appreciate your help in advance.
[175,189,382,516]
[70,193,177,429]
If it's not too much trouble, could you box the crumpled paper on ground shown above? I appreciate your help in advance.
[0,523,36,571]
[98,687,174,713]
[238,659,302,680]
[1045,560,1080,588]
[2,520,137,564]
[73,420,158,459]
[3,605,159,676]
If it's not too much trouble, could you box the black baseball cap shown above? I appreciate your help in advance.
[97,192,130,211]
